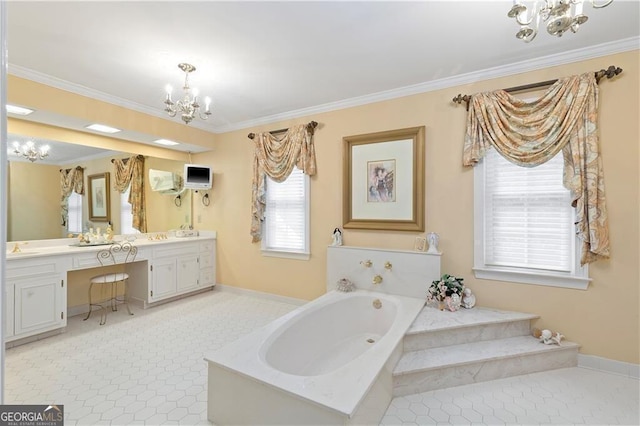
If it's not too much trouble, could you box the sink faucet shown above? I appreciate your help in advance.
[11,242,22,253]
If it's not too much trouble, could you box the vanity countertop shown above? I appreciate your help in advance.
[5,231,216,260]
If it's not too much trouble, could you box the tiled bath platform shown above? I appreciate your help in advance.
[394,306,580,396]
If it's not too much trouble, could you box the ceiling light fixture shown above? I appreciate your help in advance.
[6,104,35,115]
[12,140,50,162]
[164,63,212,125]
[507,0,613,42]
[85,123,122,134]
[153,138,180,146]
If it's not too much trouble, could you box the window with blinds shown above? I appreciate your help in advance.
[485,149,572,271]
[67,192,83,233]
[262,167,310,258]
[120,186,139,235]
[474,148,588,289]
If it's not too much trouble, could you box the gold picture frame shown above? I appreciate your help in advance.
[88,172,111,222]
[343,126,425,231]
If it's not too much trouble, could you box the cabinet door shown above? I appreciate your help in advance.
[14,275,63,336]
[6,285,14,339]
[177,255,199,292]
[151,258,177,301]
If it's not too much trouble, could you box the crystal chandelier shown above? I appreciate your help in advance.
[507,0,614,42]
[164,63,212,125]
[12,140,50,162]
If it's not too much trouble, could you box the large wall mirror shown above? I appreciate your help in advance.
[6,133,192,242]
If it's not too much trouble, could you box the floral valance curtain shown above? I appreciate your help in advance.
[463,72,609,265]
[60,166,84,227]
[113,155,147,233]
[251,123,317,242]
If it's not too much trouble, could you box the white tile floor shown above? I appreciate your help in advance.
[5,289,639,425]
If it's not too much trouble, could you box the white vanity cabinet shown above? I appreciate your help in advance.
[5,256,68,342]
[149,239,213,304]
[4,233,217,345]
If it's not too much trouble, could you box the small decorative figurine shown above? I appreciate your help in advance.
[331,227,343,246]
[105,225,114,241]
[461,287,476,309]
[336,278,355,292]
[426,232,440,254]
[533,328,564,345]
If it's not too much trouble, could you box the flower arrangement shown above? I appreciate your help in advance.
[427,274,465,311]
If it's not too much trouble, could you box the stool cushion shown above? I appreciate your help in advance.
[90,272,129,284]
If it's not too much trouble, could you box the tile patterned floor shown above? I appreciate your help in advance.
[5,289,639,425]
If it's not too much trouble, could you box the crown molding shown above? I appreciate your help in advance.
[9,36,638,135]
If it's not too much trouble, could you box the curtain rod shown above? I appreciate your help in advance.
[247,121,318,140]
[110,154,145,163]
[452,65,623,111]
[59,166,86,172]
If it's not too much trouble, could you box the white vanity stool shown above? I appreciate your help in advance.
[84,242,137,325]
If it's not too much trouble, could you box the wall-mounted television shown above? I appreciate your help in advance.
[184,164,212,190]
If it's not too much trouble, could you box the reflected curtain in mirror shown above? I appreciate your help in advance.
[113,155,147,233]
[60,166,85,226]
[463,72,609,265]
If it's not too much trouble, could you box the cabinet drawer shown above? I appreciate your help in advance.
[200,240,215,253]
[199,254,214,269]
[154,244,199,259]
[200,267,215,286]
[7,259,59,279]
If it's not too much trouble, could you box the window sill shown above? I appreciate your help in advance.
[473,267,591,290]
[261,249,310,261]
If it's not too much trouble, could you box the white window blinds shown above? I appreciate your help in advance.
[120,186,139,235]
[263,167,309,254]
[67,192,83,233]
[483,148,573,272]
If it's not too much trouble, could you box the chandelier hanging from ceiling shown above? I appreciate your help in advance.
[12,140,50,162]
[163,63,212,125]
[507,0,614,42]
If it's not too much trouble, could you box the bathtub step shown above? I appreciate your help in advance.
[393,335,579,396]
[404,306,539,351]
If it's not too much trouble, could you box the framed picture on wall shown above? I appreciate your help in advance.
[343,126,425,231]
[88,172,111,222]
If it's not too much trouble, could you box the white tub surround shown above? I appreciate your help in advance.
[206,290,424,425]
[5,231,216,344]
[207,246,440,425]
[326,245,441,298]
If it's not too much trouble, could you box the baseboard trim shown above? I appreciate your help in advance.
[215,283,307,306]
[578,354,639,379]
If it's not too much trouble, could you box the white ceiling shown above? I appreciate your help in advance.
[6,0,640,140]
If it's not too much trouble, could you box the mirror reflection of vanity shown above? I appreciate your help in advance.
[6,133,192,242]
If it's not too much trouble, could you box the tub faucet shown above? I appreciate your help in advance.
[11,242,22,253]
[372,275,383,285]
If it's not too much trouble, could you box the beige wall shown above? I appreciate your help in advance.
[194,50,639,364]
[7,161,60,240]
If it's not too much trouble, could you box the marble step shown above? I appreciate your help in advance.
[404,306,539,351]
[393,335,579,396]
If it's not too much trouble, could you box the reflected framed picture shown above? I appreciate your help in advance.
[343,126,425,231]
[88,172,111,222]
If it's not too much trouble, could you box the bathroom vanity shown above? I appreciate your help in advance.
[4,231,216,344]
